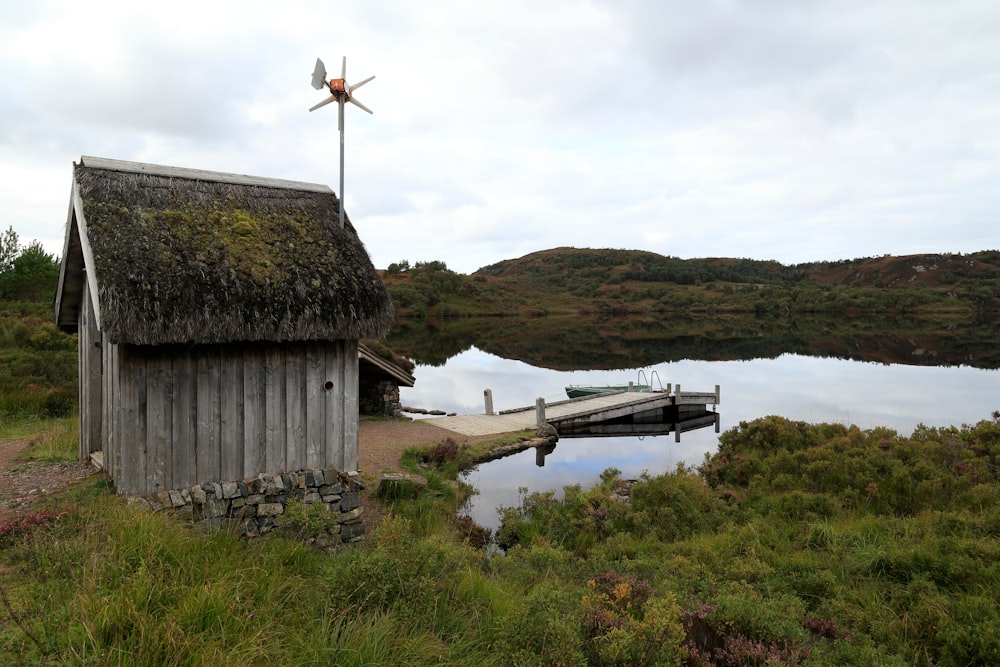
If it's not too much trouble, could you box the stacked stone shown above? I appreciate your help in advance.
[381,381,403,417]
[135,468,366,543]
[359,380,403,417]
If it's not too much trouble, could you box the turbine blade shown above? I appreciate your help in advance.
[309,95,337,112]
[349,75,375,92]
[341,56,347,79]
[311,58,327,90]
[349,97,374,114]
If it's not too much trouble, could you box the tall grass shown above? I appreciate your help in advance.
[0,487,505,665]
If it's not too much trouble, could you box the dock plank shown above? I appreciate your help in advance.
[422,390,714,437]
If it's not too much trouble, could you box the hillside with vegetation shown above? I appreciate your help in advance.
[381,248,1000,321]
[0,228,75,422]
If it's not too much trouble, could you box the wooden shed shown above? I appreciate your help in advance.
[53,156,394,496]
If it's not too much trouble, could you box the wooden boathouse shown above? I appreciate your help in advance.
[53,156,394,496]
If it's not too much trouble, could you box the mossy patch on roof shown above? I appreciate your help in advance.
[76,165,392,345]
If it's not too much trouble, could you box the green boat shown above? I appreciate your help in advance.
[565,384,651,399]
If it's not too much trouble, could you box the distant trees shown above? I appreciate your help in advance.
[385,260,410,274]
[0,226,59,302]
[386,259,451,275]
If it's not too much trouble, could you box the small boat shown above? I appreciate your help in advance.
[565,384,651,399]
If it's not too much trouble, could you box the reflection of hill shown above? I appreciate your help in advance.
[385,316,1000,370]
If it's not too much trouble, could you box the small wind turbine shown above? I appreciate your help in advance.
[310,56,375,229]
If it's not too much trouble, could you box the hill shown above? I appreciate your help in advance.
[379,248,1000,320]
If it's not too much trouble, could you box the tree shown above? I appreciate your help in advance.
[0,226,17,274]
[386,259,411,274]
[0,228,60,302]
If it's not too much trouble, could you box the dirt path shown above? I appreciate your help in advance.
[358,417,496,475]
[0,438,95,524]
[357,418,501,533]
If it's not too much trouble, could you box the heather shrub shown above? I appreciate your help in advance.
[418,437,475,474]
[496,581,588,666]
[627,465,734,541]
[580,571,686,667]
[496,476,631,554]
[701,415,1000,517]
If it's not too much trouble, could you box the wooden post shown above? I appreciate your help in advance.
[484,388,494,415]
[627,381,634,392]
[535,397,546,427]
[535,442,556,467]
[715,384,721,405]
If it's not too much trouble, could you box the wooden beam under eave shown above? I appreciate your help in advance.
[71,179,102,332]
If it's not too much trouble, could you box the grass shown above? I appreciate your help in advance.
[0,416,78,463]
[3,415,1000,664]
[1,481,496,665]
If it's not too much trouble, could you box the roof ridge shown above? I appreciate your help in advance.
[79,156,333,195]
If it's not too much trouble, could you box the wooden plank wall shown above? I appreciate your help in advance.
[102,340,118,482]
[78,281,103,462]
[106,340,359,496]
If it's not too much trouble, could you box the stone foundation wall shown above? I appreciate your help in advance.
[131,468,366,545]
[359,380,402,417]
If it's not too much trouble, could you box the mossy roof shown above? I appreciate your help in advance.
[65,158,392,345]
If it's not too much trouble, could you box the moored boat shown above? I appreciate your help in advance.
[565,384,651,399]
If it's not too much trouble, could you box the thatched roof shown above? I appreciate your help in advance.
[55,156,393,345]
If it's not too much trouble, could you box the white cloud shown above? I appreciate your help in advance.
[1,0,997,272]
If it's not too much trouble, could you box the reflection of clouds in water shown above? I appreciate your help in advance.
[402,348,549,414]
[403,349,999,532]
[465,428,720,531]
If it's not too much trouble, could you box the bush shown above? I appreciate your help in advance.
[627,465,734,541]
[419,437,474,472]
[580,571,686,667]
[497,581,588,666]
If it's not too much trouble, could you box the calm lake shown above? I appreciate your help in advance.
[390,319,999,531]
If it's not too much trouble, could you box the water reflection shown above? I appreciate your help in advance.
[387,315,1000,371]
[398,345,1000,533]
[529,406,719,469]
[557,406,719,440]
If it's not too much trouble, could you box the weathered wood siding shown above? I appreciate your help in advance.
[103,340,359,496]
[78,281,102,462]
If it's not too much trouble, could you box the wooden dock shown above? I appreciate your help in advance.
[421,387,720,437]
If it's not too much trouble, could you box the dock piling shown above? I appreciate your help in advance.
[535,397,546,427]
[484,388,494,415]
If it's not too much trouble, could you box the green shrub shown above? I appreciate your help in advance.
[627,465,734,541]
[496,581,588,666]
[282,497,340,537]
[580,571,686,667]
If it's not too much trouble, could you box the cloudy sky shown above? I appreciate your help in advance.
[2,0,998,274]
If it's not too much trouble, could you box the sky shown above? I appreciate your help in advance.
[2,0,998,274]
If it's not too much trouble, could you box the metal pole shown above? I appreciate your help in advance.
[339,118,345,229]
